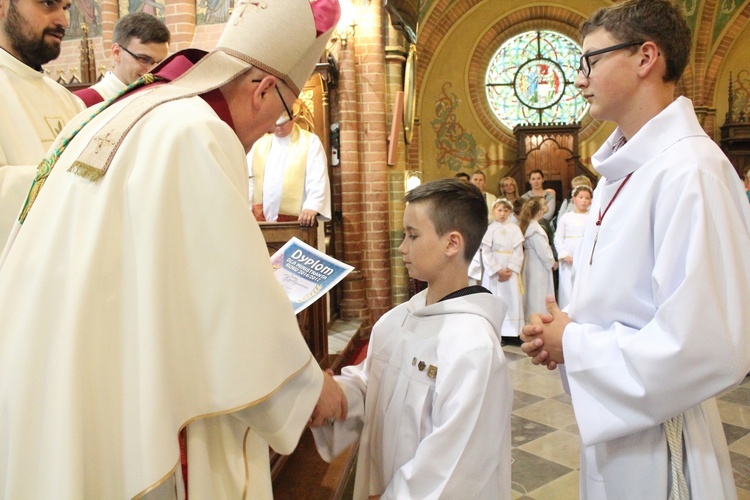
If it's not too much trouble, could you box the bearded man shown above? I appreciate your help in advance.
[0,0,84,248]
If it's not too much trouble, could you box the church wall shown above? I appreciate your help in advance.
[416,0,750,195]
[714,21,750,136]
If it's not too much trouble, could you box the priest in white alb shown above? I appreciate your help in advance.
[248,105,332,228]
[0,0,84,249]
[0,0,346,498]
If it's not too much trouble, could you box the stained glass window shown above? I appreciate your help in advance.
[486,30,588,129]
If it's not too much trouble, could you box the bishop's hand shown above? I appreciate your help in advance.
[309,369,347,427]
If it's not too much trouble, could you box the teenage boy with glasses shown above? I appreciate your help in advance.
[522,1,750,498]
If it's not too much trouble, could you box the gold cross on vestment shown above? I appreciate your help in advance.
[233,0,267,25]
[93,131,116,155]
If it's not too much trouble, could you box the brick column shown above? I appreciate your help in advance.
[356,2,391,323]
[165,0,196,51]
[385,25,409,306]
[338,41,369,321]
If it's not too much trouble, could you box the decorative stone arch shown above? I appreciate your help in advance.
[466,18,590,148]
[702,5,750,106]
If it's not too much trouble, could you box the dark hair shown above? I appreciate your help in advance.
[404,179,487,262]
[581,0,691,83]
[518,197,545,235]
[454,172,471,181]
[528,169,544,179]
[113,13,171,47]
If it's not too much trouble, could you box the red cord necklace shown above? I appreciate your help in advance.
[589,172,633,265]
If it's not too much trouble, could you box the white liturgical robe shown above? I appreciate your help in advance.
[563,97,750,499]
[554,211,589,309]
[88,71,127,102]
[312,289,513,499]
[0,92,322,498]
[480,220,525,337]
[0,47,84,249]
[247,128,331,221]
[522,220,555,321]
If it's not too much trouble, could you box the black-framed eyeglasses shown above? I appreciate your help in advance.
[578,41,644,78]
[252,79,294,123]
[118,44,158,67]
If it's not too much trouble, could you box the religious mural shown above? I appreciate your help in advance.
[66,0,102,38]
[196,0,232,25]
[119,0,166,20]
[713,0,744,44]
[729,69,750,121]
[431,82,484,172]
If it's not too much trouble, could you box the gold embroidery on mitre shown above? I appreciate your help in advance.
[233,0,268,25]
[68,161,105,181]
[427,365,438,380]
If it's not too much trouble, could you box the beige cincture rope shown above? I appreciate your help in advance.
[664,413,689,499]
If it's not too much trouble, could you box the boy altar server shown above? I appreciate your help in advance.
[521,0,750,498]
[0,0,347,498]
[312,179,513,499]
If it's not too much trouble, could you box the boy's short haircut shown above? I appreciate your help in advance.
[454,172,471,181]
[404,179,487,262]
[581,0,691,83]
[113,13,171,47]
[572,185,593,198]
[471,170,486,180]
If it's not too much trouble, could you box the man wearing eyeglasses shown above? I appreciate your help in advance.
[521,0,750,498]
[248,101,331,228]
[75,12,170,107]
[0,0,347,497]
[0,0,85,249]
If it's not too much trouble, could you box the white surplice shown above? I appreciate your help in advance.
[480,220,525,336]
[563,97,750,499]
[0,92,322,498]
[522,220,555,321]
[0,47,84,249]
[553,211,589,309]
[247,130,331,221]
[87,71,127,102]
[312,289,513,499]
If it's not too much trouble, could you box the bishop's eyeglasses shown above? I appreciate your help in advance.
[578,41,644,78]
[252,79,294,124]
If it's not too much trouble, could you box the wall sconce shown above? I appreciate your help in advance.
[331,0,370,49]
[404,170,422,192]
[338,25,356,48]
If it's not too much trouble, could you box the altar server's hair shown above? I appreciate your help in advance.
[404,178,487,262]
[581,0,691,83]
[113,13,171,47]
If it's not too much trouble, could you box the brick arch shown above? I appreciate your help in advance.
[467,19,588,147]
[702,4,750,106]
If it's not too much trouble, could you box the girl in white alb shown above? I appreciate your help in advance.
[554,185,592,309]
[480,198,525,337]
[519,197,557,321]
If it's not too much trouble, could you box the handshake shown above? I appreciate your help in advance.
[309,369,348,427]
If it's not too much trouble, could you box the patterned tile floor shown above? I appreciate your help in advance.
[503,344,750,499]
